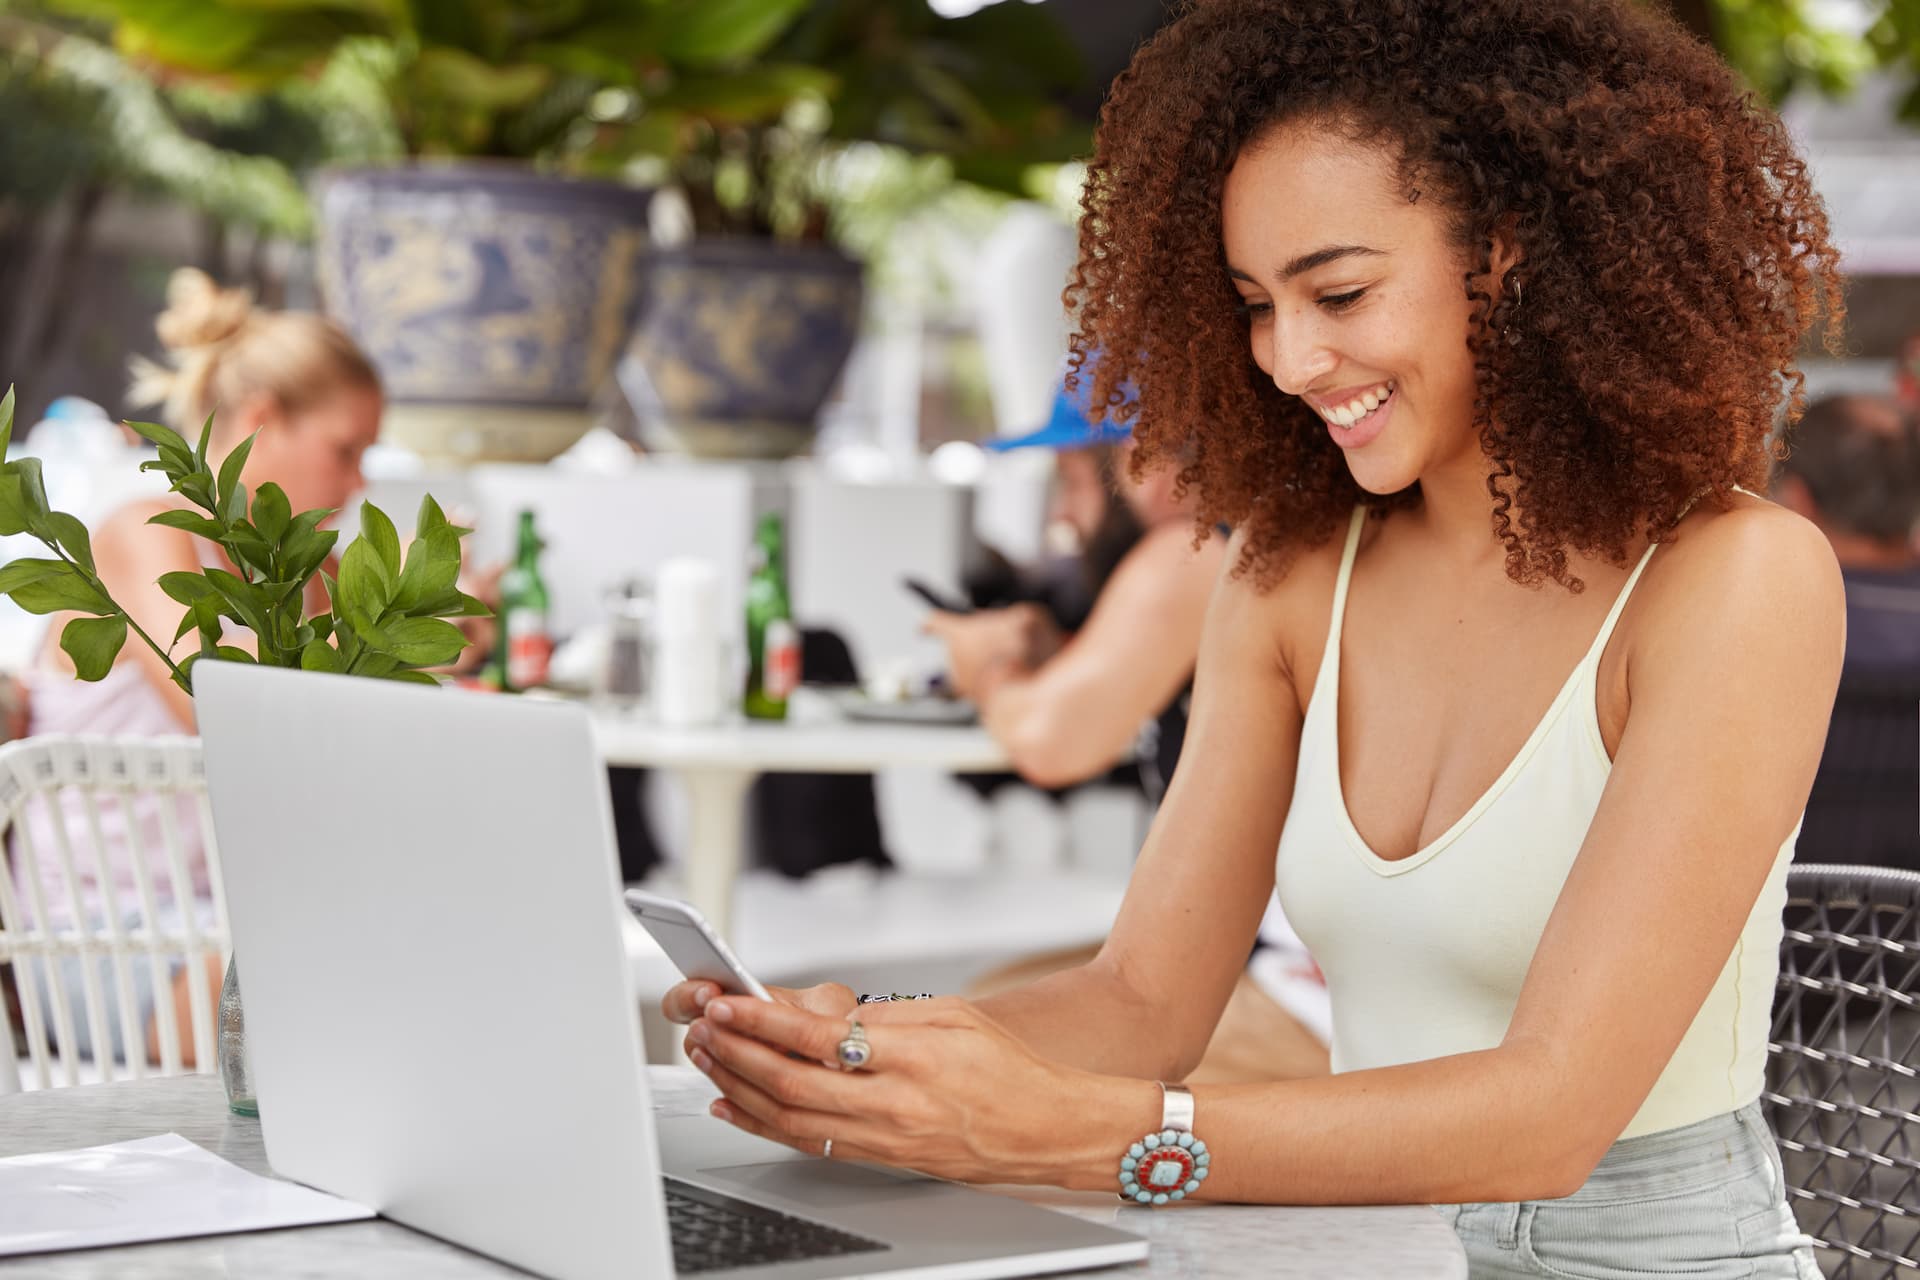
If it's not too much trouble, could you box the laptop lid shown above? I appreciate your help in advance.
[194,663,674,1280]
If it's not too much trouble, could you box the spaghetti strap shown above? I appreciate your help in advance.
[1578,537,1664,672]
[1307,506,1369,706]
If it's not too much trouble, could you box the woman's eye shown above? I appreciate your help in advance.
[1235,299,1273,319]
[1318,288,1367,312]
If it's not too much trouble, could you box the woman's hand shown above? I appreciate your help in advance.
[662,979,855,1031]
[681,994,1147,1189]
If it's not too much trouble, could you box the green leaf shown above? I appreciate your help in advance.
[123,419,192,458]
[658,0,809,67]
[59,614,127,681]
[194,414,214,469]
[225,525,274,573]
[386,670,441,686]
[416,493,448,539]
[7,458,51,534]
[9,568,112,615]
[0,475,28,537]
[393,526,462,612]
[359,501,402,579]
[378,616,468,667]
[46,512,95,575]
[338,536,394,620]
[201,567,270,635]
[344,604,387,649]
[148,509,226,539]
[221,478,249,527]
[301,639,343,673]
[0,559,69,595]
[0,386,14,464]
[251,483,292,544]
[418,589,494,619]
[354,651,399,679]
[157,570,218,606]
[174,471,216,512]
[216,431,256,519]
[213,646,255,664]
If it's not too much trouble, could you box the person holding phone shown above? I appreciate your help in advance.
[924,364,1224,795]
[664,1,1842,1273]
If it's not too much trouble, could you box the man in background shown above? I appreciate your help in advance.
[1775,392,1920,870]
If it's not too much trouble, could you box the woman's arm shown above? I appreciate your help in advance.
[970,533,1305,1078]
[1054,503,1847,1204]
[975,526,1227,789]
[684,504,1844,1207]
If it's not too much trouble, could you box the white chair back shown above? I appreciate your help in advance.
[0,735,228,1091]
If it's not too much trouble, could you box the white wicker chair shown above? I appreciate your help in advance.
[0,735,228,1091]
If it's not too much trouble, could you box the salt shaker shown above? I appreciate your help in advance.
[596,577,651,713]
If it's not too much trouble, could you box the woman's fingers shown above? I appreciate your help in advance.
[690,1038,896,1161]
[704,996,861,1064]
[694,1013,897,1110]
[662,980,722,1025]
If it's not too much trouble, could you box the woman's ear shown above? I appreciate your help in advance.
[227,391,287,440]
[1488,214,1524,288]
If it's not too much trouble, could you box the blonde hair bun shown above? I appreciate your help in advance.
[154,267,255,353]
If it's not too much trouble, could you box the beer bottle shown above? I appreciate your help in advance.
[743,514,799,720]
[491,509,553,693]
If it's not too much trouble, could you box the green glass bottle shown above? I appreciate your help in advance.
[743,514,799,720]
[489,510,552,693]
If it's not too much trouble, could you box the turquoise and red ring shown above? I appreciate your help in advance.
[1117,1129,1210,1205]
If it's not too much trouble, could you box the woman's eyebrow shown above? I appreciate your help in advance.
[1277,244,1385,282]
[1226,245,1387,286]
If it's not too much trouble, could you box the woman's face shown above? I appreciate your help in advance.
[1221,122,1506,496]
[235,383,383,517]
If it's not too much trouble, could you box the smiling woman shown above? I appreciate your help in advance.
[664,4,1847,1276]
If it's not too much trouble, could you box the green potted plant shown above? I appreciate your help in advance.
[47,0,1093,461]
[40,1,821,465]
[0,383,487,1108]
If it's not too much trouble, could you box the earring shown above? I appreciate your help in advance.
[1501,277,1524,344]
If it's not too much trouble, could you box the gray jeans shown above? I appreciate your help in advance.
[1436,1102,1822,1279]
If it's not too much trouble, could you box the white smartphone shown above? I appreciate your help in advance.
[624,889,772,1001]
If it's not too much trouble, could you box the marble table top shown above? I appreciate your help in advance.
[0,1073,1467,1279]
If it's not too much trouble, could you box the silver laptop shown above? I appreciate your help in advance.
[193,663,1147,1280]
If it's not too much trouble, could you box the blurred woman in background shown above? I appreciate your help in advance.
[19,268,382,1066]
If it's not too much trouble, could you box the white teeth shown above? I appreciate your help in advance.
[1319,380,1393,428]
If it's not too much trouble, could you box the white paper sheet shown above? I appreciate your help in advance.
[0,1133,375,1257]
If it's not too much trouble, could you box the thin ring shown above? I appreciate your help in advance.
[823,1137,834,1159]
[836,1019,874,1071]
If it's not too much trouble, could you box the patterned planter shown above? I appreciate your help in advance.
[316,164,654,464]
[616,240,864,459]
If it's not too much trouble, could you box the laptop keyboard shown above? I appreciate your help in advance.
[665,1178,889,1275]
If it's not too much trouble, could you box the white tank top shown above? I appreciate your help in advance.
[1275,505,1794,1140]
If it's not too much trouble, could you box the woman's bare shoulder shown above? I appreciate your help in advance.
[1630,490,1844,662]
[91,497,199,568]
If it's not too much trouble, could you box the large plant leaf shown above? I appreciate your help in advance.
[377,615,467,666]
[60,614,128,681]
[646,64,836,124]
[657,0,810,68]
[357,500,402,579]
[0,386,14,465]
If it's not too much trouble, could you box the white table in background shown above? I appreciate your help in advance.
[0,1075,1470,1279]
[589,710,1010,937]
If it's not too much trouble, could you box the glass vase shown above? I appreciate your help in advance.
[218,954,257,1116]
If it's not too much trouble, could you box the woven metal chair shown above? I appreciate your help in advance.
[1765,864,1920,1279]
[0,735,228,1091]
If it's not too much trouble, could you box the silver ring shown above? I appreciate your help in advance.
[836,1019,873,1071]
[822,1138,834,1159]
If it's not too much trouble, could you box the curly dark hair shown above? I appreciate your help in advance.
[1067,0,1845,589]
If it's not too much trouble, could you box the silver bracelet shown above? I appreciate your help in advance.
[856,992,935,1004]
[1117,1082,1210,1205]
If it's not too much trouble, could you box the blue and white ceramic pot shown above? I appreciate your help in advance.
[616,239,865,459]
[316,163,654,465]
